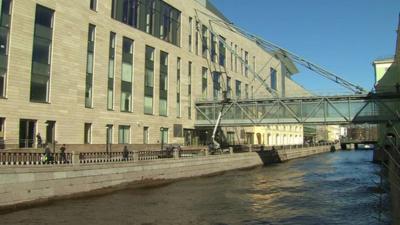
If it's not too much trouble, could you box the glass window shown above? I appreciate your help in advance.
[107,32,116,110]
[85,24,96,108]
[30,5,53,103]
[159,51,168,116]
[235,80,241,99]
[176,57,181,117]
[226,76,231,98]
[188,17,193,52]
[271,67,277,91]
[244,51,249,76]
[35,5,53,28]
[111,0,180,46]
[188,61,192,119]
[213,72,220,100]
[144,46,154,114]
[84,123,91,144]
[201,25,208,58]
[118,125,130,144]
[202,67,208,99]
[121,37,134,112]
[219,36,226,66]
[143,127,149,144]
[90,0,97,11]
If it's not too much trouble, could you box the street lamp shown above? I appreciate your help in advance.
[160,127,164,151]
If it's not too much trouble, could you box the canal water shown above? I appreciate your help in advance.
[0,150,391,225]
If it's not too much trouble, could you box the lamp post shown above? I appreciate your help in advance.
[160,127,164,151]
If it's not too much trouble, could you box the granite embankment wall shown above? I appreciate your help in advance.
[0,145,333,210]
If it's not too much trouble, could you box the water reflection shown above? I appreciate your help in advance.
[0,151,390,225]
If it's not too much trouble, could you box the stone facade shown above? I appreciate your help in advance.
[0,0,309,150]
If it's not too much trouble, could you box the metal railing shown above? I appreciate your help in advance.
[0,143,337,166]
[79,152,134,164]
[138,150,173,160]
[0,152,72,165]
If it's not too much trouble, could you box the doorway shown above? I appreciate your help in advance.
[19,119,36,148]
[46,121,56,145]
[184,129,194,146]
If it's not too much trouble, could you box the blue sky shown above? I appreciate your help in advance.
[210,0,400,94]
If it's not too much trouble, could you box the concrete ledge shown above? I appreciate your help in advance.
[0,145,333,211]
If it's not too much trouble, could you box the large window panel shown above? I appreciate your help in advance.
[85,24,96,108]
[107,32,116,110]
[30,5,53,103]
[144,46,154,114]
[159,51,168,116]
[118,125,130,144]
[121,37,134,112]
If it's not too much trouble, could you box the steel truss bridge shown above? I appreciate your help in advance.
[195,92,400,127]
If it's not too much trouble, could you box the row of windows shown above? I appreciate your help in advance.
[187,16,278,94]
[111,0,181,46]
[201,67,254,100]
[0,117,168,146]
[85,123,168,145]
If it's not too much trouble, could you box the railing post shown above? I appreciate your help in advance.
[133,151,139,162]
[72,151,80,165]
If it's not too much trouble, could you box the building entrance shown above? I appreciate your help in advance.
[19,119,36,148]
[46,121,55,145]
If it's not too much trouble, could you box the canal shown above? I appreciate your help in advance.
[0,150,391,225]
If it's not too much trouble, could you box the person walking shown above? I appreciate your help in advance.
[43,144,52,163]
[60,144,67,163]
[36,133,43,148]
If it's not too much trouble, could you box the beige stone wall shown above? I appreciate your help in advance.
[0,0,308,147]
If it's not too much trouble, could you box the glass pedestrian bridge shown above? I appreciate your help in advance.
[195,92,400,127]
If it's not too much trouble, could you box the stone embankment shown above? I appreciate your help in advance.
[0,144,336,211]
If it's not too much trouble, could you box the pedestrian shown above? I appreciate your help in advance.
[123,145,129,161]
[60,144,67,163]
[44,144,52,163]
[36,133,42,148]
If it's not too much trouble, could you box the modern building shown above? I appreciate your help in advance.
[0,0,309,151]
[372,57,394,86]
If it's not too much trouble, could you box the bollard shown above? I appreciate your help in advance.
[173,148,180,159]
[229,147,234,155]
[204,148,209,156]
[72,151,80,165]
[248,145,253,152]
